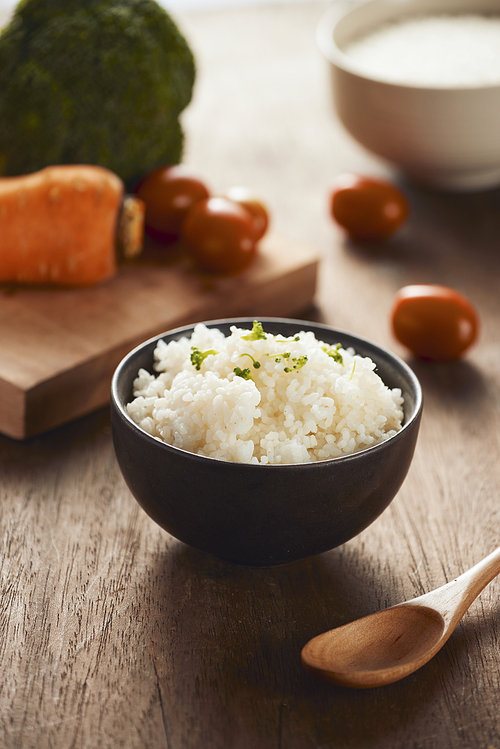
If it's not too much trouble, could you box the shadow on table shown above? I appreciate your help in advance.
[410,357,490,408]
[144,539,459,749]
[336,181,500,309]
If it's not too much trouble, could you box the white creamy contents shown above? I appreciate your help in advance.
[126,323,404,465]
[344,14,500,87]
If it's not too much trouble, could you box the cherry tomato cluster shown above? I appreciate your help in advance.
[137,166,480,362]
[135,165,270,275]
[328,172,480,362]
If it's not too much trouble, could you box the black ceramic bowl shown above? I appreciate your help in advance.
[111,318,422,566]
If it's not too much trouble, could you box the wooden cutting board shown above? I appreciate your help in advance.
[0,232,319,439]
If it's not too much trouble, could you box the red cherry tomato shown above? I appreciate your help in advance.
[136,165,210,240]
[330,174,409,241]
[181,197,257,274]
[391,284,479,362]
[219,187,270,240]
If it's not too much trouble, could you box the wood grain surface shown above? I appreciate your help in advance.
[0,232,318,439]
[1,2,500,747]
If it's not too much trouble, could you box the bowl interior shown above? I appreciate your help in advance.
[317,0,500,190]
[322,0,500,80]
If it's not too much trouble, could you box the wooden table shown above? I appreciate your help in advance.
[2,3,500,746]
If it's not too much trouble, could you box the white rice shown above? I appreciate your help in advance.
[344,14,500,88]
[126,322,404,464]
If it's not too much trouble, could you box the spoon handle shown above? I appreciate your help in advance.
[416,545,500,630]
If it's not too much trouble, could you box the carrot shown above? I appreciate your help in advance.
[0,164,143,287]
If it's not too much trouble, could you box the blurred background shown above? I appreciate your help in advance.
[0,0,315,10]
[165,0,315,7]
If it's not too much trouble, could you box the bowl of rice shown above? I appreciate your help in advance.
[317,0,500,191]
[111,318,422,566]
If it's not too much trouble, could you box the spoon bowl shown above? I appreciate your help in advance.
[301,546,500,687]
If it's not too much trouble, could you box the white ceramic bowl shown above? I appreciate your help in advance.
[317,0,500,191]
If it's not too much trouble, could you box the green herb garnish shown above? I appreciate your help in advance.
[323,344,344,365]
[238,353,261,369]
[284,355,308,373]
[190,346,218,371]
[242,321,267,341]
[234,367,253,380]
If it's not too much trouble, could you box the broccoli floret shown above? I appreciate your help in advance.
[322,344,344,365]
[233,367,252,380]
[190,347,217,371]
[283,355,307,373]
[0,0,196,184]
[238,353,261,369]
[242,321,267,341]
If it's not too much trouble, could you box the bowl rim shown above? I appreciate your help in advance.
[316,0,500,93]
[110,316,423,470]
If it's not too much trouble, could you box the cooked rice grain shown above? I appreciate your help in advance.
[126,323,404,464]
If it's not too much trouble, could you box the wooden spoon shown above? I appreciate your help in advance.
[301,546,500,688]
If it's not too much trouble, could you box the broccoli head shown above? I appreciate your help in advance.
[0,0,196,184]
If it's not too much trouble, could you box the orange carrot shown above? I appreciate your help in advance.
[0,164,137,287]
